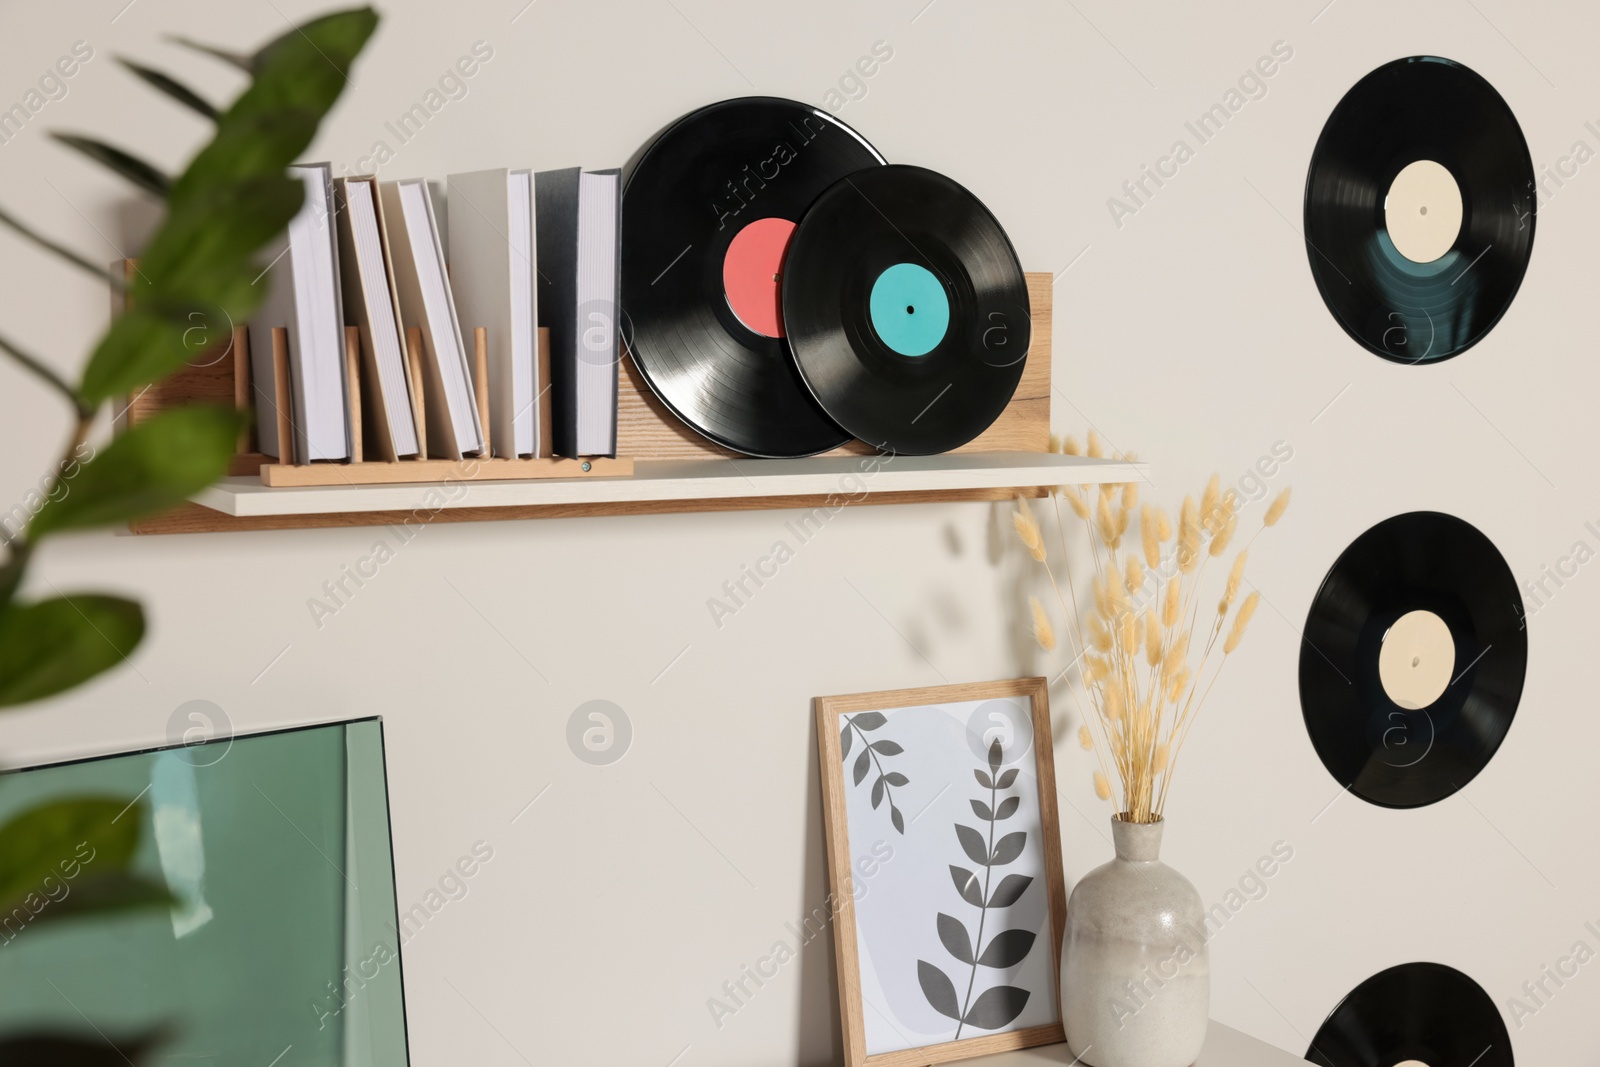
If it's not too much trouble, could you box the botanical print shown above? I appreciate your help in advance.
[916,738,1035,1037]
[840,697,1056,1056]
[841,712,908,834]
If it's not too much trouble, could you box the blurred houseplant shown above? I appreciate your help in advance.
[1012,433,1289,1067]
[0,9,376,1063]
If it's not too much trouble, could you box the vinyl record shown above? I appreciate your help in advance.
[781,164,1029,456]
[621,97,885,457]
[1304,56,1535,363]
[1308,962,1512,1067]
[1299,512,1526,808]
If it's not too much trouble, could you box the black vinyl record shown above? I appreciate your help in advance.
[620,97,884,457]
[781,164,1030,456]
[1299,512,1526,808]
[1308,962,1512,1067]
[1304,56,1535,363]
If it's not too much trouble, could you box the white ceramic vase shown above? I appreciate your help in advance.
[1060,815,1209,1067]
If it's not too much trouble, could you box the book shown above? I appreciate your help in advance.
[378,178,484,459]
[334,176,419,459]
[535,166,621,457]
[247,162,350,462]
[446,168,550,457]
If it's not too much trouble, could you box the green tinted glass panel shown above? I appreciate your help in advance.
[0,719,408,1066]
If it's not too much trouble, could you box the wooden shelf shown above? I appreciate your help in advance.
[123,271,1092,534]
[192,453,1143,518]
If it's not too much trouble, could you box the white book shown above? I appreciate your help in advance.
[334,177,418,458]
[574,169,620,457]
[248,163,350,461]
[378,178,484,459]
[447,168,547,457]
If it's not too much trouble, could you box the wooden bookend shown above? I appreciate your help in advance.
[405,326,427,459]
[536,325,553,459]
[473,326,491,457]
[344,325,364,464]
[270,327,295,465]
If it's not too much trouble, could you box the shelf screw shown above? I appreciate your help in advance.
[581,461,592,472]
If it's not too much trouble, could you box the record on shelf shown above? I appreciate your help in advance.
[1299,511,1526,809]
[781,164,1030,456]
[1304,56,1535,363]
[1308,962,1512,1067]
[620,97,885,457]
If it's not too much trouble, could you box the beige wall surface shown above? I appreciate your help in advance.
[1,0,1595,1063]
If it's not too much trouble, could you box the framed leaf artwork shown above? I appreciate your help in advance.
[815,677,1067,1067]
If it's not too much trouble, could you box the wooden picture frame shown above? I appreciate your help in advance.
[815,677,1066,1067]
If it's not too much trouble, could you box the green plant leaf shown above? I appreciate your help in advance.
[30,406,243,538]
[49,134,171,197]
[0,1030,166,1066]
[116,57,219,120]
[0,595,144,707]
[167,9,377,208]
[36,870,174,927]
[165,33,252,70]
[0,797,145,916]
[139,174,304,303]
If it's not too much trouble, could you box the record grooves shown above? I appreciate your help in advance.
[1308,962,1512,1067]
[781,165,1030,456]
[1298,511,1526,809]
[620,98,885,457]
[1304,56,1535,363]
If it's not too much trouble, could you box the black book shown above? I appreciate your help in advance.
[535,166,621,457]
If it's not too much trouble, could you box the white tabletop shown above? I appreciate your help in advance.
[958,1021,1304,1067]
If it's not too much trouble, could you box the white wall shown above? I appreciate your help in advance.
[2,0,1596,1063]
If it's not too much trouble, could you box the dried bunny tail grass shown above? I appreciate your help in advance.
[1209,512,1237,556]
[1264,487,1292,527]
[1124,556,1144,596]
[1049,432,1062,454]
[1106,570,1131,620]
[1221,550,1248,613]
[1090,614,1113,653]
[1153,741,1170,775]
[1096,493,1118,546]
[1121,481,1138,511]
[1063,485,1091,519]
[1087,430,1104,459]
[1030,596,1056,651]
[1163,578,1181,628]
[1156,507,1173,542]
[1224,591,1260,654]
[1162,630,1190,677]
[1200,475,1220,532]
[1120,610,1138,654]
[1078,724,1094,750]
[1012,499,1046,562]
[1061,435,1082,456]
[1141,505,1159,568]
[1178,496,1201,573]
[1083,654,1108,684]
[1104,684,1125,722]
[1166,666,1191,703]
[1145,612,1164,667]
[1115,502,1130,542]
[1093,770,1112,801]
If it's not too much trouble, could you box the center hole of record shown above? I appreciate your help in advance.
[1384,159,1463,264]
[869,263,949,357]
[1378,609,1456,710]
[722,216,796,339]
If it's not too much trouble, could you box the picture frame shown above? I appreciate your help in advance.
[815,677,1067,1067]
